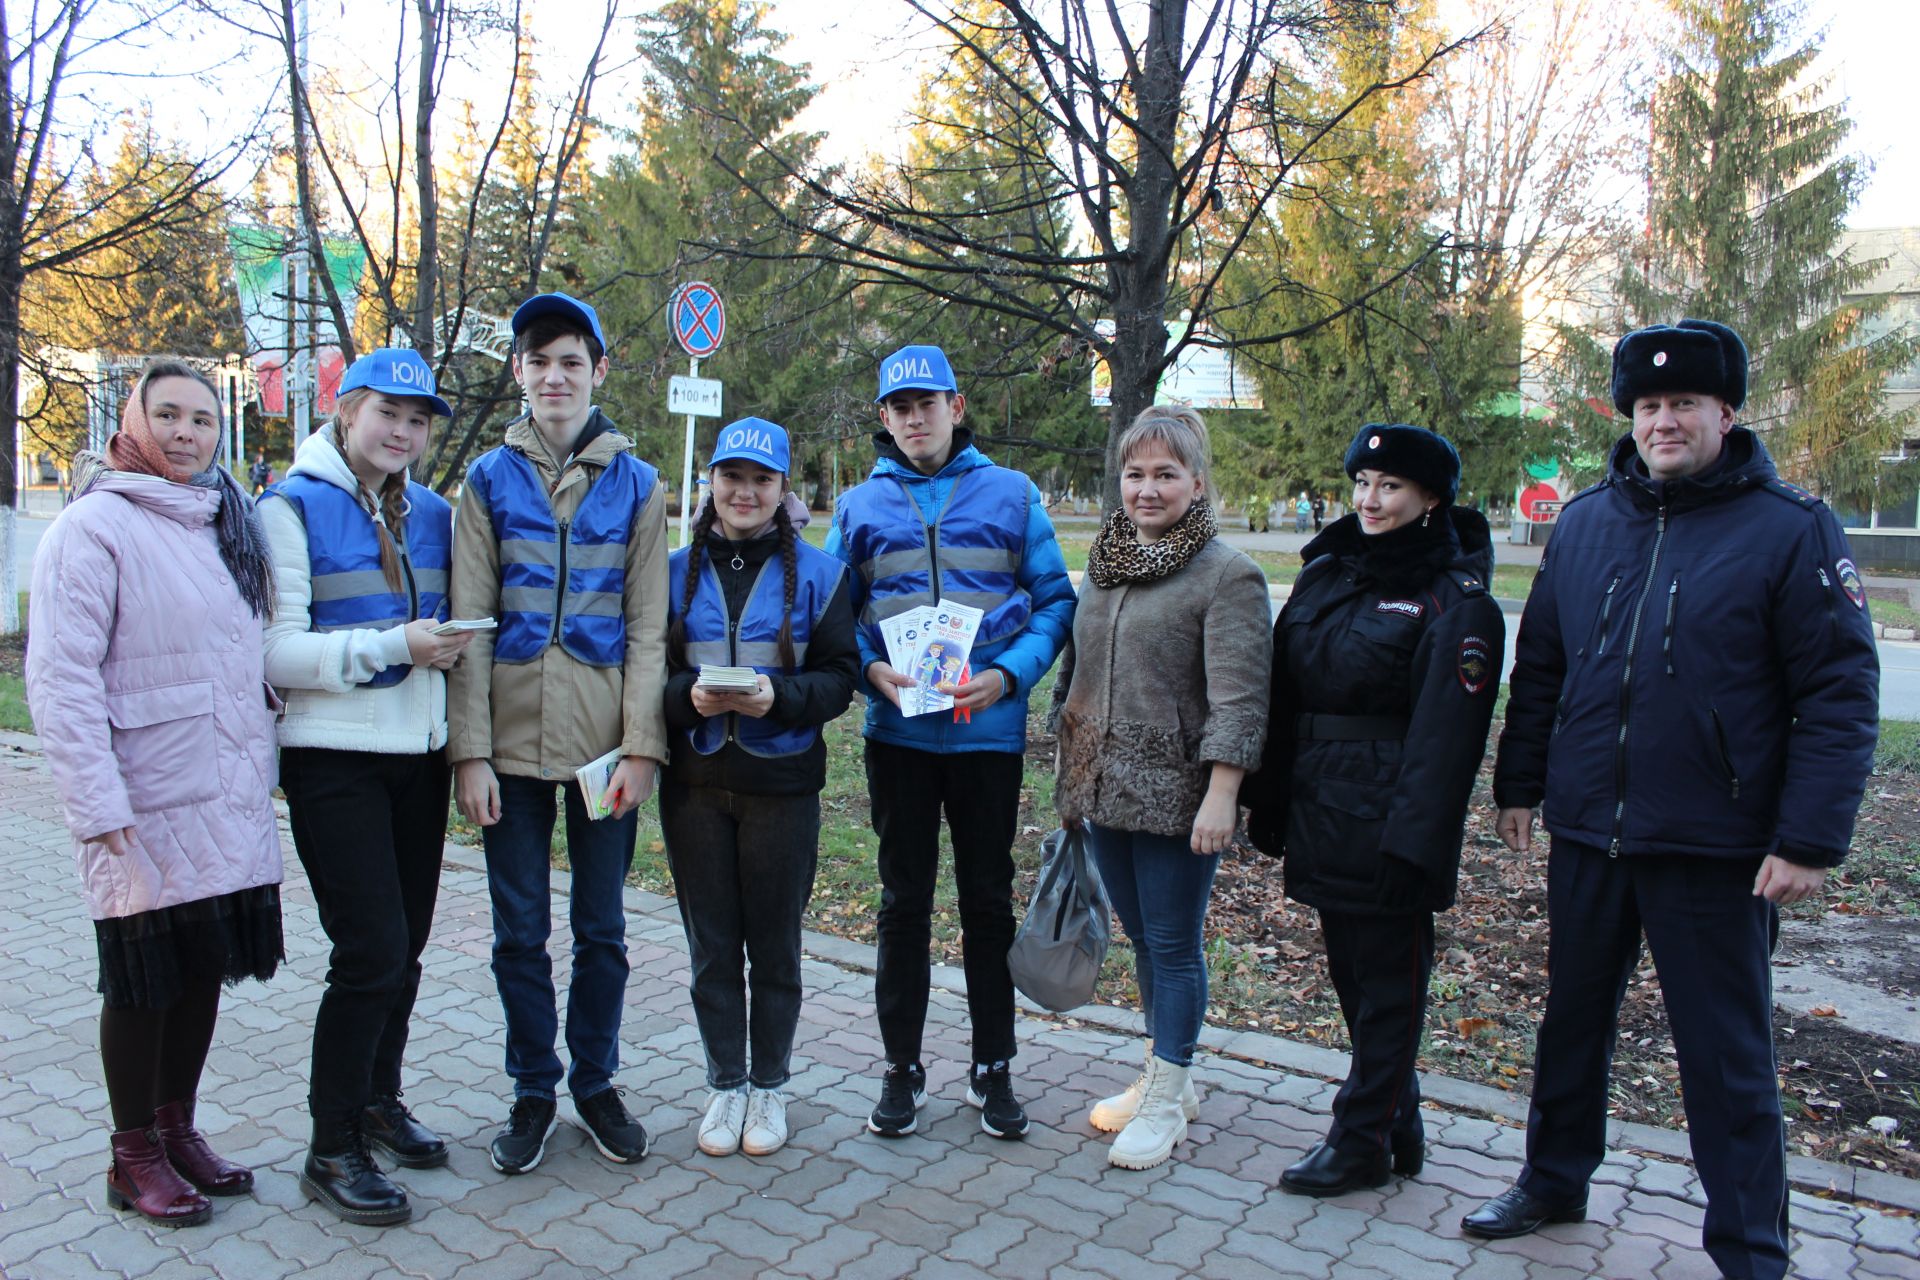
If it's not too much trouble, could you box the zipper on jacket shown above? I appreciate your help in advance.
[550,517,571,646]
[1580,575,1623,658]
[399,543,420,627]
[1662,575,1679,675]
[1710,707,1741,799]
[1609,504,1668,857]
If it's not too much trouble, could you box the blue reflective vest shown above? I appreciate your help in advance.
[466,446,656,667]
[668,540,847,758]
[269,475,452,689]
[835,465,1031,653]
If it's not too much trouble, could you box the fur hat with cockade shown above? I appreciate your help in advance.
[1610,319,1748,417]
[1342,424,1461,505]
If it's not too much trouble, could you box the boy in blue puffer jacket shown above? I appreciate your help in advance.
[825,345,1075,1142]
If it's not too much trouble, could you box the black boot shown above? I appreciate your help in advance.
[1278,1140,1390,1197]
[301,1115,411,1226]
[1390,1130,1424,1177]
[363,1093,449,1169]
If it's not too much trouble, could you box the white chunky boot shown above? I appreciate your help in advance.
[1090,1041,1199,1133]
[1107,1056,1191,1170]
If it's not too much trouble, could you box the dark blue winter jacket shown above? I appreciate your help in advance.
[1492,428,1879,866]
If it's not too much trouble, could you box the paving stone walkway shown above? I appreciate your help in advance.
[2,739,1916,1280]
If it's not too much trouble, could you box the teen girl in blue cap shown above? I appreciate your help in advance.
[260,348,469,1225]
[663,418,858,1158]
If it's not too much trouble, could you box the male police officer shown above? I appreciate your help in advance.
[826,344,1075,1141]
[1465,319,1879,1280]
[449,293,669,1174]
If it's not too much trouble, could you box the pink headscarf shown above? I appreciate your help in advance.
[106,373,199,482]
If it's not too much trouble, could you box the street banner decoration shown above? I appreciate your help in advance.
[229,225,368,416]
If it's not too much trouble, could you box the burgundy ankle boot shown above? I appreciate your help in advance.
[106,1126,212,1227]
[154,1098,254,1196]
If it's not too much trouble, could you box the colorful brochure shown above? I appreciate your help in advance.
[574,745,626,822]
[879,601,984,717]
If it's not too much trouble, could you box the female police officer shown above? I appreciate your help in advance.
[1247,424,1505,1196]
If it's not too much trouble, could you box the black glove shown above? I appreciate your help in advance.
[1374,854,1428,911]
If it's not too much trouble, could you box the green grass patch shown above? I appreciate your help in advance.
[0,672,30,733]
[1873,719,1920,772]
[1872,597,1920,630]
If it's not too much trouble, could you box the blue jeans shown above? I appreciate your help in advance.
[483,773,637,1101]
[1087,823,1219,1068]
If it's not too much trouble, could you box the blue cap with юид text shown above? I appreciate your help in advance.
[338,347,451,418]
[708,417,790,475]
[875,344,958,403]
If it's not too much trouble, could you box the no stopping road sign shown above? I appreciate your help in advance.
[669,281,726,358]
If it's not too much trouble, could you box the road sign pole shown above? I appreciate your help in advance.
[678,356,701,548]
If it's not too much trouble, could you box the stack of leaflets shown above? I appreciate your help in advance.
[431,616,498,636]
[574,745,625,822]
[696,665,761,691]
[878,600,985,718]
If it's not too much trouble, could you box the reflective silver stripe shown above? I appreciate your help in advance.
[734,640,811,667]
[314,618,403,634]
[862,591,936,626]
[500,539,557,567]
[944,591,1015,612]
[937,547,1019,574]
[568,542,627,569]
[686,641,731,665]
[860,548,928,584]
[412,569,449,595]
[310,570,397,602]
[565,590,624,617]
[500,585,557,613]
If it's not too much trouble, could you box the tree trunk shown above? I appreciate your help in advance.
[412,0,441,357]
[1098,0,1186,511]
[0,253,24,633]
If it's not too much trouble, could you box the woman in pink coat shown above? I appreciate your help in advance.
[27,361,283,1229]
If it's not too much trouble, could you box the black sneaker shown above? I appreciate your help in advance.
[966,1061,1029,1140]
[363,1093,450,1169]
[489,1096,556,1175]
[866,1062,927,1138]
[574,1088,649,1164]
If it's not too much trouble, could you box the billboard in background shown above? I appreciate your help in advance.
[1089,319,1263,410]
[229,225,367,416]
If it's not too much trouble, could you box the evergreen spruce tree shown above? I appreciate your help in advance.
[1620,0,1915,509]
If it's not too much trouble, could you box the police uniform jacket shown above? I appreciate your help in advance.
[1246,508,1505,914]
[1493,428,1879,865]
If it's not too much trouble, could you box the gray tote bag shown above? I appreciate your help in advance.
[1008,824,1112,1012]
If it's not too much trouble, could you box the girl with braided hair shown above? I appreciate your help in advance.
[258,349,468,1226]
[663,418,858,1158]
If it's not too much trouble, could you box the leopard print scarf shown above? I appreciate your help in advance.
[1087,496,1219,587]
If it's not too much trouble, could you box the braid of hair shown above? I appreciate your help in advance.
[374,471,408,595]
[668,494,714,668]
[773,498,798,671]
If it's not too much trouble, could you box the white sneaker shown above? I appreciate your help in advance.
[741,1088,788,1156]
[697,1087,748,1156]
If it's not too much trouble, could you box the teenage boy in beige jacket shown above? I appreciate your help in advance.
[448,293,668,1174]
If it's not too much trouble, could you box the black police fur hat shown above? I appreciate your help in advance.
[1342,423,1461,504]
[1610,319,1748,416]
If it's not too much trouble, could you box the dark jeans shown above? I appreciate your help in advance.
[661,784,820,1090]
[1086,823,1219,1068]
[1519,841,1786,1280]
[866,740,1022,1066]
[281,746,450,1123]
[1319,908,1433,1157]
[483,772,637,1101]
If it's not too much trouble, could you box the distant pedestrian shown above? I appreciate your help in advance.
[1053,405,1271,1170]
[1311,493,1326,531]
[28,361,282,1229]
[249,450,272,496]
[1294,492,1310,533]
[259,349,466,1226]
[1247,424,1503,1197]
[663,418,858,1159]
[1465,320,1879,1280]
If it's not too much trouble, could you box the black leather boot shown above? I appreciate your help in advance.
[1278,1140,1391,1197]
[363,1093,449,1169]
[1390,1131,1424,1177]
[300,1115,411,1226]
